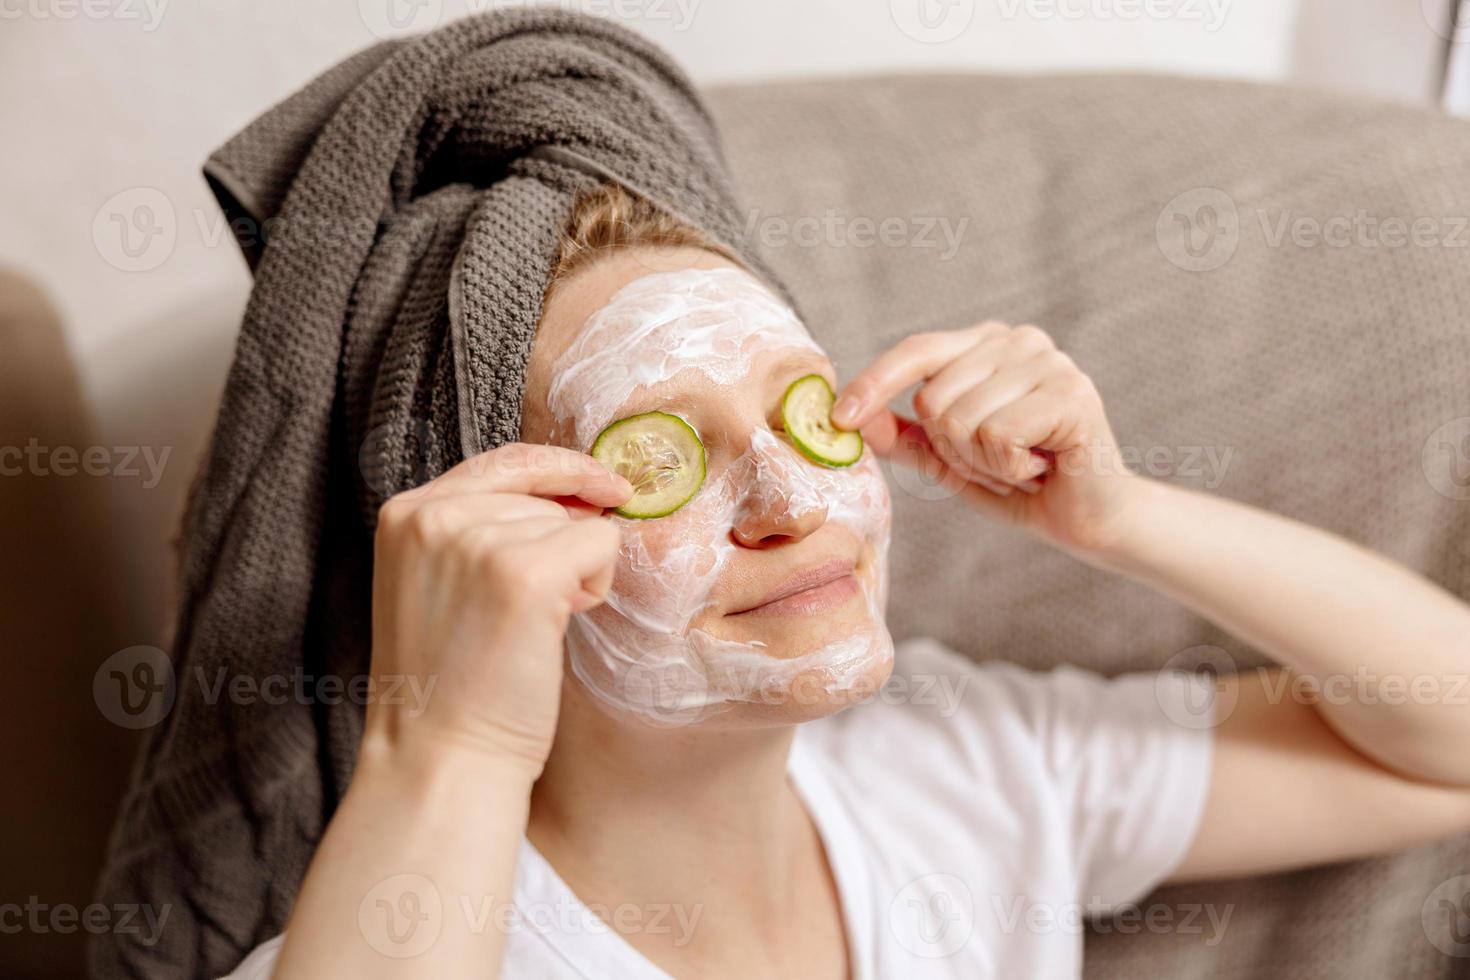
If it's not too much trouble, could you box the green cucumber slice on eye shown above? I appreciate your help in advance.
[590,411,706,519]
[781,374,863,467]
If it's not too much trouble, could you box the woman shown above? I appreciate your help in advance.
[221,181,1470,979]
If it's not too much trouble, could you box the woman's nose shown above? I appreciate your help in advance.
[730,478,828,548]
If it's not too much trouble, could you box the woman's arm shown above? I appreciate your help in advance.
[1087,479,1470,880]
[268,444,631,978]
[273,741,537,976]
[1093,479,1470,788]
[834,321,1470,881]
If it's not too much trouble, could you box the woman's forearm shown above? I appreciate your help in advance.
[1085,478,1470,786]
[271,734,537,978]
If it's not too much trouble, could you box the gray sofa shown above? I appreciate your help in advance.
[709,73,1470,978]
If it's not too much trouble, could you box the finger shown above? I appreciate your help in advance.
[856,407,911,458]
[432,489,613,522]
[420,443,634,506]
[912,324,1052,419]
[933,354,1058,482]
[868,408,1021,498]
[832,322,1006,431]
[530,518,624,606]
[571,544,618,612]
[385,493,575,538]
[552,495,612,520]
[456,516,620,614]
[971,384,1085,482]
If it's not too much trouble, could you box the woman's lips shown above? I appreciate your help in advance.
[728,561,860,617]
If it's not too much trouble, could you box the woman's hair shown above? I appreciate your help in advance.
[546,182,743,290]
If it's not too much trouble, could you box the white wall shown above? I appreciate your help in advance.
[1,0,1306,403]
[11,0,1461,411]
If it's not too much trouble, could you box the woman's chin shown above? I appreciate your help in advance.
[688,623,896,728]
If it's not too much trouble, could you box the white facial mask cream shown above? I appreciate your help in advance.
[546,267,893,726]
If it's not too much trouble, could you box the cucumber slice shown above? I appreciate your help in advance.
[781,374,863,467]
[591,411,706,519]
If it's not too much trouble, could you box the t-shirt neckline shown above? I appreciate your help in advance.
[515,727,871,979]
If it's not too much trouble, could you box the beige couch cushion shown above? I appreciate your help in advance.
[708,72,1470,978]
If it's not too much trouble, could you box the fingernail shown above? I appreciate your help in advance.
[833,395,863,425]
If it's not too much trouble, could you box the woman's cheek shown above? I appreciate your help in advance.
[605,499,727,631]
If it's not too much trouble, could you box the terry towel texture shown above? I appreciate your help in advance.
[89,10,788,977]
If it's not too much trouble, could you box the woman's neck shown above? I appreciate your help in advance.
[529,681,802,892]
[529,681,852,980]
[525,681,845,976]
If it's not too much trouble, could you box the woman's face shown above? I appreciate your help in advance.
[522,247,893,728]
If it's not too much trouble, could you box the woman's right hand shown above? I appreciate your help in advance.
[364,442,633,776]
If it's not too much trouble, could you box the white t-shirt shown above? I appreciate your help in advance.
[224,636,1214,979]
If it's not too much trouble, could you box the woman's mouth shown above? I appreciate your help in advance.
[727,558,860,617]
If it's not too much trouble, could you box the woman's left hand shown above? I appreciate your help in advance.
[833,321,1143,555]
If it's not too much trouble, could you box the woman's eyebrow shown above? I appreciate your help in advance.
[587,383,699,438]
[584,349,832,436]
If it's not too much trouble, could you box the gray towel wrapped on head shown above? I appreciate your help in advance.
[89,10,789,977]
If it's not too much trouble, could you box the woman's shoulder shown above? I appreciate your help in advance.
[800,634,1207,789]
[800,635,1075,773]
[851,634,1113,733]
